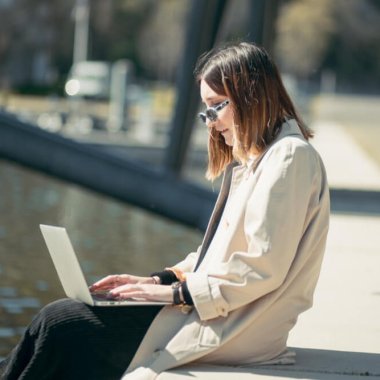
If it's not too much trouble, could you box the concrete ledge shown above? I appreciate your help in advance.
[158,348,380,379]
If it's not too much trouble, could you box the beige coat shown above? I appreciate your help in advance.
[122,119,330,379]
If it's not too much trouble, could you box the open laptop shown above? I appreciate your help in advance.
[40,224,170,307]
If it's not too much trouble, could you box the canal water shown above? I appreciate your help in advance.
[0,159,202,359]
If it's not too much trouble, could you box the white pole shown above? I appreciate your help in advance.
[108,60,131,132]
[73,0,89,65]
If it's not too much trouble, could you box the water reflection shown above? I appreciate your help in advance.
[0,159,202,358]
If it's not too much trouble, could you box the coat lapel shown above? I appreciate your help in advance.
[193,161,238,271]
[195,119,306,270]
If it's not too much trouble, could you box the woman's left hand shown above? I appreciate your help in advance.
[108,283,173,303]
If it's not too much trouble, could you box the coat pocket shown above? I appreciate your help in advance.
[198,321,223,348]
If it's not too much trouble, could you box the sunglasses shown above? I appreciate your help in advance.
[198,99,230,124]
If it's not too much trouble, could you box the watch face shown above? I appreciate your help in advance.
[171,281,181,289]
[172,281,182,305]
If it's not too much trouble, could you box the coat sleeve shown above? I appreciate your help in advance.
[171,245,202,272]
[185,139,324,321]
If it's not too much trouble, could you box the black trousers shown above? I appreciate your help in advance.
[0,298,163,380]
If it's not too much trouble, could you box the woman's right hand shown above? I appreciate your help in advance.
[89,274,155,293]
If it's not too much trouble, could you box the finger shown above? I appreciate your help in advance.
[117,291,148,301]
[90,275,120,290]
[109,283,135,294]
[109,284,145,298]
[89,276,111,290]
[90,282,114,291]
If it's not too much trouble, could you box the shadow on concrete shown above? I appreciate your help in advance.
[330,189,380,216]
[255,347,380,378]
[168,347,380,379]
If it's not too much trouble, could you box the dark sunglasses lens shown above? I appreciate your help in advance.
[198,113,207,123]
[206,109,217,121]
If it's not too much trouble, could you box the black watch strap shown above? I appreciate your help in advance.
[181,281,194,305]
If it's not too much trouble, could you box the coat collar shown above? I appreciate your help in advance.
[248,118,305,172]
[277,118,304,140]
[226,119,304,176]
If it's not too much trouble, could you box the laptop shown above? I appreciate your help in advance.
[40,224,170,307]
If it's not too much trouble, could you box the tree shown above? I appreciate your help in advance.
[275,0,336,77]
[274,0,380,92]
[137,0,190,82]
[89,0,155,74]
[324,0,380,92]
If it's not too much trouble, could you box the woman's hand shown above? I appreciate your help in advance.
[90,274,173,303]
[108,283,173,303]
[89,274,155,293]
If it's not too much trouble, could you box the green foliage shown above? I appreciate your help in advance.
[89,0,156,76]
[275,0,380,92]
[1,0,379,94]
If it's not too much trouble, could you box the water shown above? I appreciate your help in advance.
[0,159,202,358]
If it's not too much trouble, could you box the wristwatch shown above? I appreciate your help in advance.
[171,282,193,314]
[171,281,182,305]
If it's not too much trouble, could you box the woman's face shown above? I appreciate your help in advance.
[200,79,235,146]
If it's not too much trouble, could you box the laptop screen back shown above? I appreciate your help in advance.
[40,224,94,305]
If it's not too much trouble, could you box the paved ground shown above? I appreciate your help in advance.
[312,121,380,191]
[158,120,380,379]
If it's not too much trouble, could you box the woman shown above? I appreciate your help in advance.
[1,42,329,380]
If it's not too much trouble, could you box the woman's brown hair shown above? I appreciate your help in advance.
[194,42,313,180]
